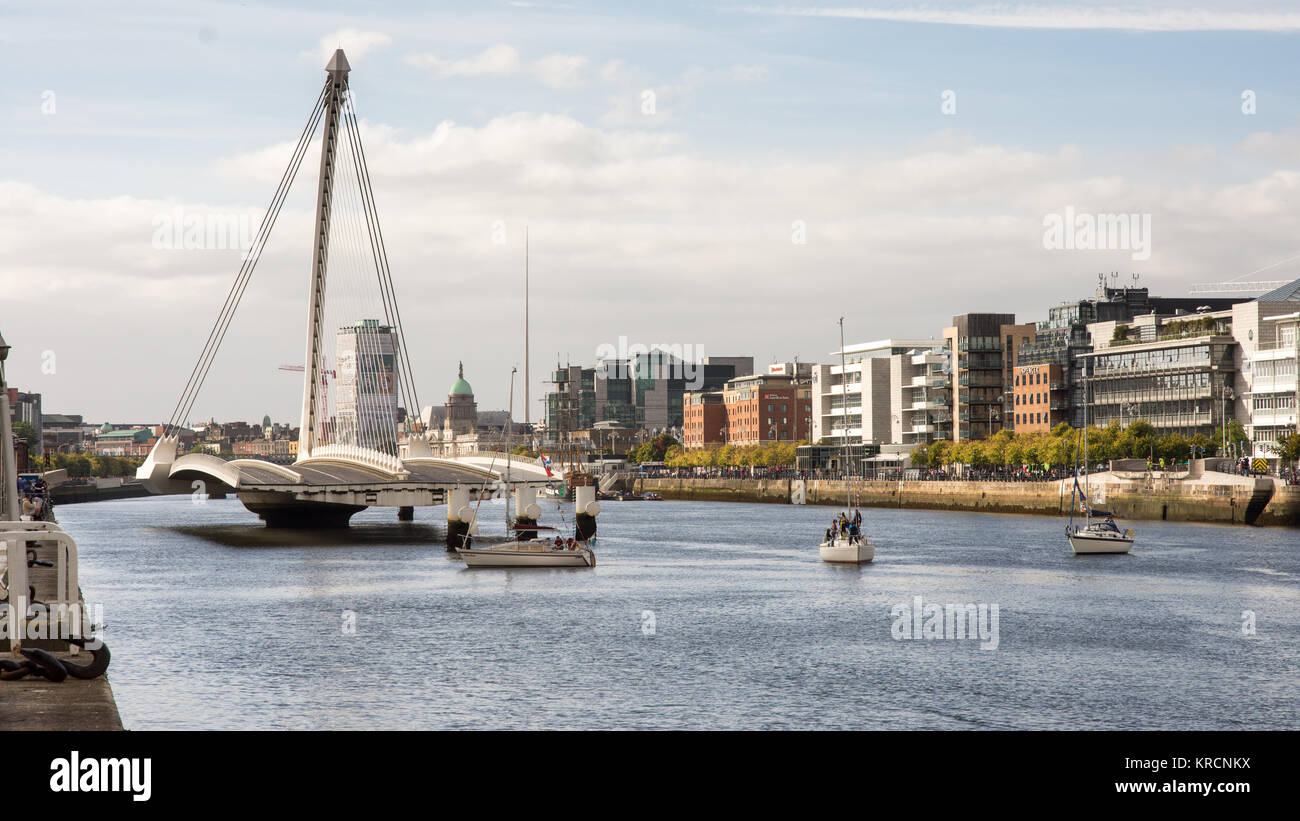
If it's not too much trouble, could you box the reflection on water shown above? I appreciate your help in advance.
[166,522,444,549]
[59,494,1300,730]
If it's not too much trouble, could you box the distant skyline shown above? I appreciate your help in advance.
[6,1,1300,422]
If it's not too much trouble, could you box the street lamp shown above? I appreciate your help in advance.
[0,330,19,522]
[1221,383,1235,457]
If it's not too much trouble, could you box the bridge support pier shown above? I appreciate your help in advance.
[574,484,599,541]
[243,499,366,528]
[446,487,475,550]
[514,486,540,540]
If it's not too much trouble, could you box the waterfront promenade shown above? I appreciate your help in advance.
[0,673,122,730]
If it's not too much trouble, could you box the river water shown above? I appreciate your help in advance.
[58,495,1298,730]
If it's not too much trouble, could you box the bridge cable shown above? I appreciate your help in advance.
[339,96,419,434]
[164,80,331,437]
[341,95,424,434]
[164,80,329,435]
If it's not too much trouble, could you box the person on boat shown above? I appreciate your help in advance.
[853,509,862,525]
[554,535,564,549]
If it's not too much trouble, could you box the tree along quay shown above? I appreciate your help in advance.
[633,476,1300,527]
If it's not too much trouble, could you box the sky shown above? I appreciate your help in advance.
[5,0,1300,424]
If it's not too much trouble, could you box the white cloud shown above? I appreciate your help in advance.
[741,4,1300,32]
[10,111,1300,421]
[307,29,392,65]
[405,43,521,77]
[533,53,589,88]
[404,44,587,87]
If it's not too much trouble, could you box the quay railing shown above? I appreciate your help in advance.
[1,520,87,644]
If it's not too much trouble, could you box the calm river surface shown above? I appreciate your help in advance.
[59,495,1299,730]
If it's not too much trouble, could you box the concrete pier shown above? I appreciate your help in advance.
[1,528,123,731]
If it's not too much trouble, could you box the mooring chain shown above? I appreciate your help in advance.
[1,638,111,683]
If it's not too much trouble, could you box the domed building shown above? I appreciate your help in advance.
[408,363,483,457]
[444,362,478,436]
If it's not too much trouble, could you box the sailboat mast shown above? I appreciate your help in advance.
[1083,359,1090,523]
[524,228,530,439]
[506,367,516,528]
[839,317,850,511]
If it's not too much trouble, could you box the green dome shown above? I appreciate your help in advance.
[99,422,113,433]
[449,361,472,396]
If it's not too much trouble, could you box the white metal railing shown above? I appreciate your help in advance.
[306,444,407,476]
[1,521,86,644]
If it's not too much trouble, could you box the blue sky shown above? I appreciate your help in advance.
[5,1,1300,421]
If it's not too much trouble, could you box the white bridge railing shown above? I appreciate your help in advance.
[305,444,408,477]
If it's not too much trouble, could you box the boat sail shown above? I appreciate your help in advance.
[1066,362,1135,555]
[819,317,874,564]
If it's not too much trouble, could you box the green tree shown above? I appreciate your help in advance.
[1212,420,1250,456]
[1188,433,1216,458]
[1157,433,1190,465]
[11,421,38,449]
[1275,432,1300,465]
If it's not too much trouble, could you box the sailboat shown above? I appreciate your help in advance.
[1066,363,1135,555]
[456,373,595,569]
[820,317,874,564]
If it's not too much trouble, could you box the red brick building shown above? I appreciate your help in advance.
[721,374,811,446]
[682,391,727,449]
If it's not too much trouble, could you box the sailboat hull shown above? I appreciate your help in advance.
[457,543,595,567]
[1067,529,1134,554]
[819,538,874,564]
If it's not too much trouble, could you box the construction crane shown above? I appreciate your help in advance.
[279,364,337,423]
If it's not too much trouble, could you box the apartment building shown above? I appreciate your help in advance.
[1232,280,1300,457]
[810,338,948,447]
[943,314,1015,441]
[1011,363,1067,433]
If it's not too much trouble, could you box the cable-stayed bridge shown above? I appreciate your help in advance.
[136,50,565,533]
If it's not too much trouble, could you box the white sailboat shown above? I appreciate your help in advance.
[820,317,874,564]
[1066,362,1135,555]
[456,373,595,569]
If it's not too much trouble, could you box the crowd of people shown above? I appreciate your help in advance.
[637,465,1084,482]
[824,509,864,545]
[637,461,1300,482]
[17,477,53,522]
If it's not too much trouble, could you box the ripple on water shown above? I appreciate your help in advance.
[57,495,1300,730]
